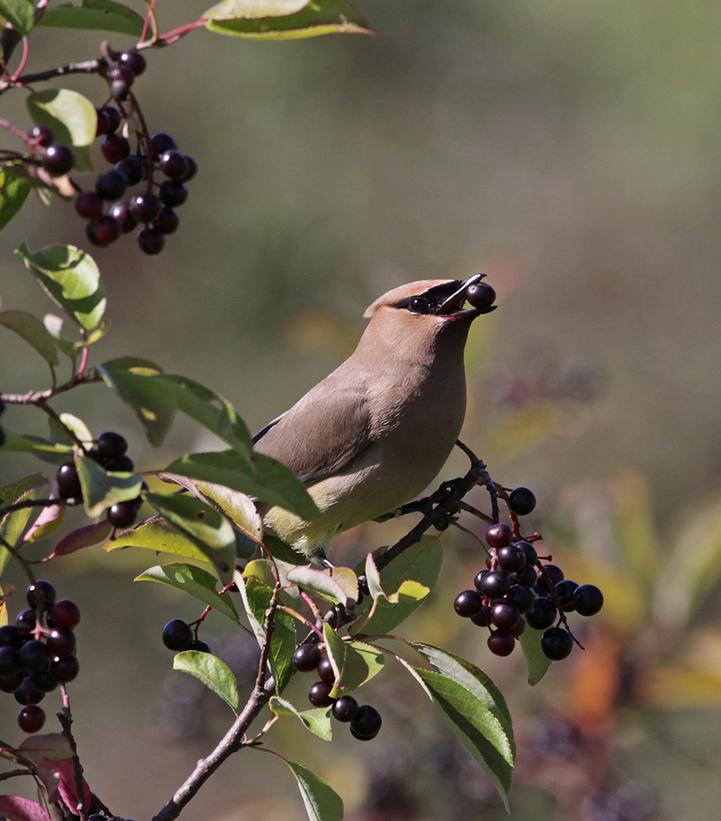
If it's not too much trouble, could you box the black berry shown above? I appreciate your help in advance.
[486,523,513,548]
[96,105,122,135]
[101,133,131,163]
[0,670,23,692]
[573,584,604,617]
[137,227,165,255]
[0,646,20,676]
[308,681,334,708]
[505,584,535,613]
[478,570,508,598]
[317,655,335,685]
[496,544,526,572]
[47,629,76,658]
[517,540,538,565]
[50,600,81,631]
[190,640,210,653]
[554,580,579,612]
[30,125,53,147]
[0,625,20,647]
[181,155,198,181]
[96,169,128,200]
[18,704,45,733]
[116,156,144,186]
[15,609,36,632]
[108,65,135,100]
[508,564,538,587]
[104,454,134,472]
[26,579,55,609]
[19,640,49,673]
[96,433,127,460]
[466,282,496,310]
[56,463,82,499]
[292,643,321,672]
[43,144,74,176]
[158,180,188,207]
[509,487,536,516]
[75,191,104,220]
[119,49,146,76]
[538,564,564,591]
[487,630,515,656]
[525,598,558,630]
[154,207,179,235]
[32,670,58,693]
[162,619,193,651]
[159,150,188,180]
[491,601,520,630]
[332,695,359,722]
[129,192,161,223]
[107,498,140,528]
[470,605,492,627]
[50,654,79,682]
[108,200,138,233]
[350,705,382,740]
[541,627,573,661]
[14,675,44,705]
[87,215,121,246]
[453,589,483,618]
[511,617,526,638]
[473,569,489,593]
[149,132,176,157]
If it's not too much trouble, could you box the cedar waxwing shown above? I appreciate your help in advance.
[253,274,495,560]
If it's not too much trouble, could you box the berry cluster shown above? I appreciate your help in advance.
[0,580,80,733]
[453,487,604,661]
[56,431,143,529]
[78,115,196,255]
[161,619,211,654]
[292,641,382,741]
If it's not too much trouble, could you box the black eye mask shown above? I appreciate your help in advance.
[393,280,463,315]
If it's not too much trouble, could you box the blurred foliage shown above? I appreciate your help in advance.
[2,1,721,819]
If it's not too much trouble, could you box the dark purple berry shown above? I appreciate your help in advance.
[47,629,76,658]
[50,655,79,682]
[153,207,179,235]
[473,569,489,592]
[162,619,193,651]
[104,454,134,472]
[159,150,188,180]
[108,200,138,233]
[491,601,520,630]
[466,282,496,310]
[0,646,20,676]
[26,580,55,609]
[190,640,210,653]
[32,669,58,693]
[496,544,526,572]
[538,564,564,591]
[50,600,80,631]
[486,523,513,548]
[181,155,197,181]
[30,125,53,147]
[470,605,492,627]
[509,487,536,516]
[108,64,135,100]
[19,640,48,673]
[292,643,321,672]
[129,192,161,223]
[56,462,82,499]
[541,627,573,660]
[350,705,382,740]
[158,180,188,207]
[119,49,146,76]
[0,625,20,647]
[308,681,334,708]
[98,430,130,461]
[508,564,538,587]
[517,540,538,565]
[317,655,335,685]
[149,132,176,157]
[511,617,526,638]
[15,609,36,632]
[87,216,121,246]
[43,144,74,176]
[479,570,508,598]
[96,169,128,200]
[525,598,558,630]
[101,133,130,163]
[107,499,140,528]
[14,676,44,705]
[116,156,144,186]
[75,191,104,220]
[18,704,45,733]
[453,589,483,618]
[573,584,604,617]
[96,105,122,135]
[487,630,515,657]
[505,584,535,613]
[554,580,579,611]
[332,695,359,722]
[0,670,23,692]
[137,227,165,255]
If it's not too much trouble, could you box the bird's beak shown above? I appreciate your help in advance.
[437,273,496,318]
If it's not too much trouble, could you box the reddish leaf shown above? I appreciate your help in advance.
[47,521,112,559]
[0,795,50,820]
[54,758,92,814]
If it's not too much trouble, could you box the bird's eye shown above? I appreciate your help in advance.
[409,297,433,314]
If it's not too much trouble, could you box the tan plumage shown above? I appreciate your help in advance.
[254,275,491,558]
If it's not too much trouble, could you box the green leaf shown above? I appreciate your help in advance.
[0,311,59,367]
[104,515,211,563]
[173,650,239,712]
[322,623,384,696]
[74,452,142,518]
[357,536,442,635]
[97,357,176,446]
[244,558,300,601]
[165,450,318,521]
[0,475,48,576]
[157,375,252,456]
[269,696,332,741]
[518,626,552,686]
[204,0,308,19]
[135,562,238,622]
[39,0,144,36]
[282,758,343,821]
[0,430,72,462]
[411,643,515,756]
[145,492,236,580]
[233,569,296,693]
[205,0,372,40]
[16,243,106,331]
[286,566,350,606]
[26,89,97,173]
[264,532,305,565]
[55,413,93,447]
[400,660,513,811]
[0,0,35,35]
[0,168,31,231]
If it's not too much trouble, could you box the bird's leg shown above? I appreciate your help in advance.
[374,497,434,522]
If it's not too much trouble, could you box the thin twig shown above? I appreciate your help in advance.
[57,685,90,820]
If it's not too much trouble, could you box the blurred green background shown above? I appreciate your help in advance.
[2,1,721,819]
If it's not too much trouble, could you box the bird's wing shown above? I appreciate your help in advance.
[252,375,372,486]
